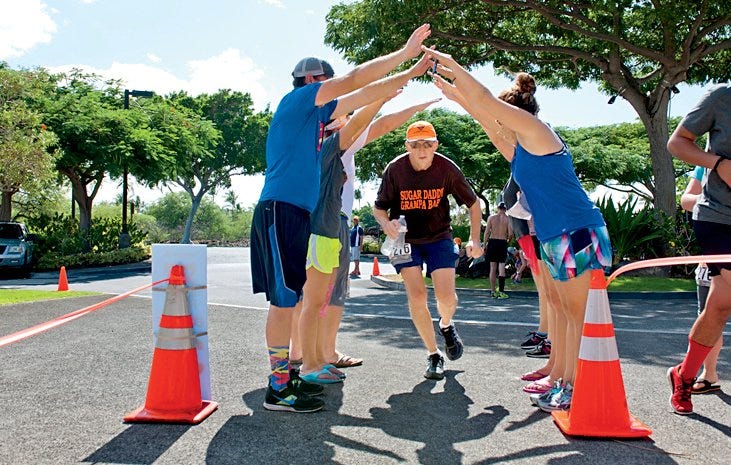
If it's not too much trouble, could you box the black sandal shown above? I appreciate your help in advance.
[691,378,721,394]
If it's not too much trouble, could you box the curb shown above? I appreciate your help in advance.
[29,260,152,279]
[370,275,695,300]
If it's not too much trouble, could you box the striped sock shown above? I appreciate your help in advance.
[268,346,290,391]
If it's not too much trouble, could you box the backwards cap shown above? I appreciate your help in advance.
[292,57,335,78]
[406,120,437,142]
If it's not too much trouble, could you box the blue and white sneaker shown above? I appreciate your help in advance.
[530,378,563,406]
[538,383,573,412]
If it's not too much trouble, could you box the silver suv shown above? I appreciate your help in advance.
[0,222,35,275]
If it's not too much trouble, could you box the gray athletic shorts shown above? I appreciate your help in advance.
[330,214,350,306]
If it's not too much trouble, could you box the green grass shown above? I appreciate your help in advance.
[420,275,695,292]
[0,289,100,306]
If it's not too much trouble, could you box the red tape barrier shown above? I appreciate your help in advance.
[607,254,731,287]
[0,278,168,348]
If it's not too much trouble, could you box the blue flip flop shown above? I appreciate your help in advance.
[323,364,346,380]
[299,367,342,384]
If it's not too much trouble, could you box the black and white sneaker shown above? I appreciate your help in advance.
[439,320,464,360]
[263,384,325,413]
[424,353,445,380]
[289,369,325,396]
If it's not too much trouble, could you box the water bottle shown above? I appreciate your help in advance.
[382,215,411,264]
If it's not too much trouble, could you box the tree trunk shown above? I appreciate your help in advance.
[623,92,676,219]
[0,191,13,221]
[181,192,205,244]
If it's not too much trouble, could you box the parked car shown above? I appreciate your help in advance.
[0,222,36,276]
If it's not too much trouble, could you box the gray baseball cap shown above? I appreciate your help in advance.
[292,57,334,78]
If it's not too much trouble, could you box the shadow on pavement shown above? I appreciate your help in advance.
[205,371,503,465]
[84,423,190,464]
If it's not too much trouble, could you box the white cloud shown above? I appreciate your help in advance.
[146,53,161,63]
[186,48,268,107]
[48,48,269,109]
[0,0,57,59]
[259,0,285,8]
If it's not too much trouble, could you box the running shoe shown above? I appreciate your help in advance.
[289,369,325,396]
[495,291,509,299]
[530,379,564,406]
[263,384,325,413]
[520,331,546,350]
[439,319,464,360]
[526,340,551,358]
[424,353,445,380]
[667,365,694,415]
[538,383,572,412]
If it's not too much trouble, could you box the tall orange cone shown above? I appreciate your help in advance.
[552,269,651,438]
[57,266,69,292]
[124,265,217,424]
[372,256,380,276]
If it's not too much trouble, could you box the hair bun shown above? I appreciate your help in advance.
[515,72,536,95]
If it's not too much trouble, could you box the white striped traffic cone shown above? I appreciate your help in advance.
[552,269,652,438]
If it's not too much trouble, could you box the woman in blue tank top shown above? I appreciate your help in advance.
[423,45,612,412]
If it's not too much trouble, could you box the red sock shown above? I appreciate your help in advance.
[679,338,713,382]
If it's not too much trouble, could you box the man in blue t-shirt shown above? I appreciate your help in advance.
[250,23,433,413]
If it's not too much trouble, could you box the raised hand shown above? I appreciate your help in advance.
[408,53,432,78]
[431,72,462,103]
[420,44,457,68]
[404,24,432,58]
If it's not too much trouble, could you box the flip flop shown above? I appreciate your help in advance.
[299,367,342,384]
[522,377,552,394]
[521,369,549,381]
[691,379,721,394]
[323,364,347,380]
[333,353,363,368]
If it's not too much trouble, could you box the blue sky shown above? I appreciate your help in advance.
[1,0,707,208]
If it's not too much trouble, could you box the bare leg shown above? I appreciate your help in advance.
[267,304,295,349]
[553,271,592,385]
[289,305,302,362]
[431,268,458,325]
[696,336,723,385]
[401,266,438,352]
[300,267,333,375]
[489,262,497,293]
[533,261,556,375]
[688,271,731,346]
[321,305,344,364]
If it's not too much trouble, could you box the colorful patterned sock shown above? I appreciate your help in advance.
[268,346,290,391]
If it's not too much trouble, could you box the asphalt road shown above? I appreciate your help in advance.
[0,248,728,465]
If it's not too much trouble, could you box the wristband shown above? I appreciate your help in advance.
[713,156,725,172]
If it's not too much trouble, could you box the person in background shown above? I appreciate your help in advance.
[483,202,512,299]
[349,216,364,277]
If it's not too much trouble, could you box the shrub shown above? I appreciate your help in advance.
[35,245,150,270]
[362,236,381,254]
[596,196,665,264]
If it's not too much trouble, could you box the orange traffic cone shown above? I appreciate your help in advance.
[552,269,651,438]
[57,266,69,292]
[124,265,217,424]
[372,257,380,276]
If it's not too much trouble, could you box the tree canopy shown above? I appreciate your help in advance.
[325,1,731,219]
[0,64,58,221]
